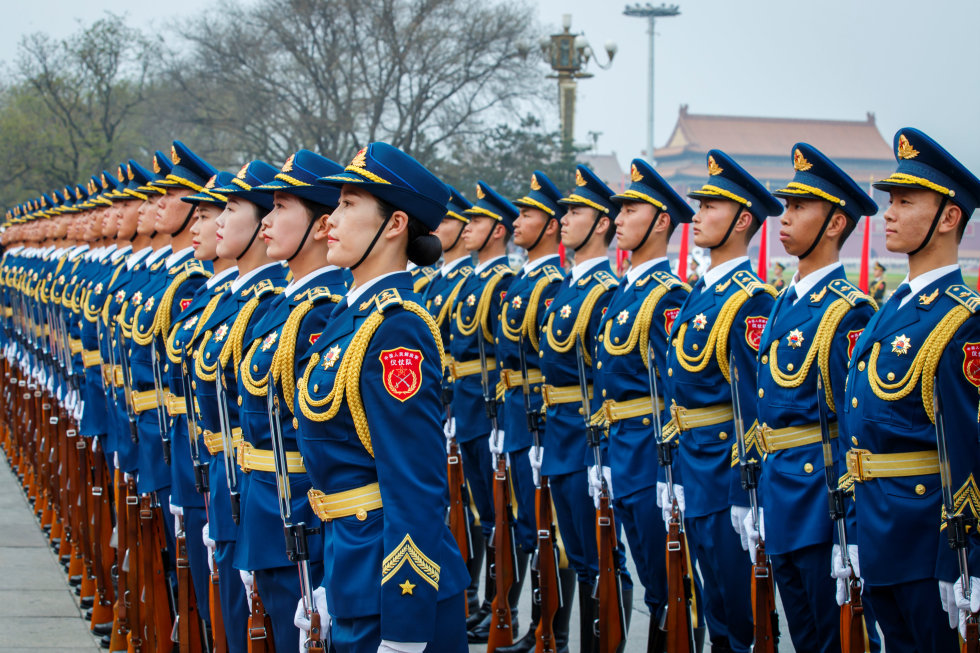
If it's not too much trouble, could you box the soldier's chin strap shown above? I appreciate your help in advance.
[908,196,950,257]
[477,218,501,253]
[633,208,664,252]
[708,205,749,251]
[798,204,840,260]
[286,213,321,263]
[525,216,556,253]
[446,221,466,252]
[349,213,393,271]
[171,205,196,237]
[572,210,606,252]
[236,219,265,262]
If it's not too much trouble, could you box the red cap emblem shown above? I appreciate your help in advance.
[380,348,424,402]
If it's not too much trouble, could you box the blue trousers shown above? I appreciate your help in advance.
[617,485,667,613]
[508,445,537,553]
[459,436,494,539]
[770,542,839,653]
[183,507,211,626]
[686,509,752,653]
[255,564,324,653]
[868,579,958,652]
[215,540,249,653]
[331,592,467,653]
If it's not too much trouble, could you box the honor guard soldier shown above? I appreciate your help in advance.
[234,150,351,653]
[770,261,786,291]
[871,261,887,307]
[841,128,980,651]
[756,143,879,653]
[662,150,782,653]
[596,158,697,651]
[535,164,633,650]
[492,170,569,652]
[446,181,517,639]
[196,158,285,646]
[293,142,470,652]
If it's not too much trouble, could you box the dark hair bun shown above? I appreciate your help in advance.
[407,234,442,266]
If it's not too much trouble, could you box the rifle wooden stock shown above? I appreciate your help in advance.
[176,529,204,653]
[750,540,778,653]
[91,442,116,609]
[446,439,470,583]
[595,494,626,653]
[664,502,693,653]
[247,584,276,653]
[125,479,143,653]
[209,557,227,653]
[139,498,173,653]
[966,615,979,653]
[534,478,559,653]
[839,576,864,653]
[487,455,517,651]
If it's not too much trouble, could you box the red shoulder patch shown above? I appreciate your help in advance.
[846,329,863,359]
[744,316,768,351]
[500,291,507,302]
[309,333,321,346]
[180,298,192,311]
[963,342,980,388]
[663,307,680,335]
[379,348,424,402]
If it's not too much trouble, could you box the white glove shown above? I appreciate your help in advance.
[657,482,685,524]
[587,465,613,508]
[378,642,426,653]
[730,505,750,551]
[73,399,83,422]
[202,523,216,553]
[831,544,861,606]
[109,525,118,549]
[240,569,254,596]
[92,435,99,453]
[170,503,183,517]
[489,428,505,457]
[743,508,765,564]
[294,586,330,652]
[952,577,980,637]
[443,417,456,453]
[528,445,544,487]
[113,452,120,469]
[169,503,183,534]
[940,580,959,629]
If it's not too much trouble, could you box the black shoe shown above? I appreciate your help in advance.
[84,608,93,620]
[578,580,597,653]
[710,636,734,653]
[99,634,111,649]
[92,622,113,636]
[553,568,576,653]
[466,600,492,631]
[80,596,94,609]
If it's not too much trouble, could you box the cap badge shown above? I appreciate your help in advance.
[898,134,919,160]
[631,164,643,182]
[793,149,813,172]
[236,164,249,180]
[153,155,161,174]
[707,156,723,176]
[575,169,587,186]
[282,154,295,173]
[530,174,541,191]
[476,184,485,200]
[170,145,180,165]
[350,147,367,169]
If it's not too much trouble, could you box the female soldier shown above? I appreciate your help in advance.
[293,143,469,652]
[234,150,349,653]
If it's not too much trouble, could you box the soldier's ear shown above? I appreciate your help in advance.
[310,212,331,241]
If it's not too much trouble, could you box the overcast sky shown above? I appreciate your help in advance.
[3,0,979,173]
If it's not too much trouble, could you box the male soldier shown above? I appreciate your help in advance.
[594,158,695,651]
[871,261,887,306]
[446,181,518,641]
[534,165,632,650]
[754,143,879,653]
[492,171,569,651]
[840,128,980,651]
[661,150,782,652]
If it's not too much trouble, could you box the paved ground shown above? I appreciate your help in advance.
[0,455,101,652]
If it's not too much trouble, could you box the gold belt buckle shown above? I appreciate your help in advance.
[757,423,773,453]
[847,448,870,482]
[670,401,685,430]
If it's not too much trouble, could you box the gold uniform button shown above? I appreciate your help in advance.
[786,363,794,371]
[313,384,319,393]
[614,337,620,344]
[533,387,540,394]
[598,335,604,343]
[601,389,607,397]
[886,372,895,381]
[539,351,544,358]
[804,463,813,473]
[915,484,926,496]
[556,330,562,336]
[356,509,367,521]
[858,361,866,372]
[761,354,768,364]
[237,396,242,406]
[292,418,299,429]
[852,397,858,408]
[253,365,259,372]
[851,436,858,446]
[192,381,197,390]
[164,364,169,373]
[667,368,673,377]
[672,338,677,347]
[692,343,699,351]
[719,431,728,441]
[758,388,764,398]
[578,407,585,415]
[642,418,651,426]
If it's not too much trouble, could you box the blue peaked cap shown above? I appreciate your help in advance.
[688,149,783,222]
[513,170,566,220]
[612,159,693,224]
[252,150,345,209]
[465,181,519,232]
[559,165,620,219]
[773,143,877,221]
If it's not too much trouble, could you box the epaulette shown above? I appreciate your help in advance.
[827,278,873,307]
[536,264,564,283]
[297,286,342,304]
[173,258,207,276]
[247,278,281,299]
[593,269,619,290]
[946,285,980,314]
[481,263,513,279]
[373,288,403,312]
[732,269,774,297]
[648,269,687,291]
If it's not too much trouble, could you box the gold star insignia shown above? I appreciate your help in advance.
[616,310,630,326]
[399,579,416,595]
[261,331,278,351]
[322,345,342,369]
[809,286,827,303]
[559,304,572,319]
[692,313,708,331]
[918,288,939,305]
[465,294,476,307]
[511,296,523,310]
[213,324,229,342]
[433,295,442,306]
[787,329,805,348]
[891,334,912,355]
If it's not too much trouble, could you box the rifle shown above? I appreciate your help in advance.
[815,374,864,653]
[116,321,140,444]
[933,379,980,653]
[175,516,204,653]
[729,354,778,653]
[215,365,241,524]
[575,336,626,653]
[266,378,325,651]
[248,578,276,653]
[479,326,518,650]
[519,335,561,653]
[443,382,472,613]
[150,337,171,465]
[125,478,143,653]
[140,494,174,653]
[647,344,695,653]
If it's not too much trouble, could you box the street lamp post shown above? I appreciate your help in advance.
[623,3,680,165]
[540,14,617,158]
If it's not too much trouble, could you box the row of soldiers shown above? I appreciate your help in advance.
[1,125,980,653]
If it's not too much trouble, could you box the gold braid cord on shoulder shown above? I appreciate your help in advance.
[131,298,156,346]
[501,277,551,351]
[674,287,776,383]
[155,269,210,344]
[766,298,853,412]
[219,290,281,373]
[117,301,133,338]
[603,285,670,367]
[83,288,102,323]
[455,274,505,341]
[545,284,613,366]
[867,304,972,423]
[297,301,443,458]
[194,331,217,382]
[435,276,467,328]
[240,337,268,397]
[165,315,185,364]
[271,297,316,410]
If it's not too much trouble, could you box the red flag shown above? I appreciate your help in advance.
[757,220,768,279]
[558,242,566,268]
[616,248,629,275]
[858,216,871,293]
[678,223,690,281]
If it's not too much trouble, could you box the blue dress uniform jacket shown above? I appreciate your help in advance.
[594,261,689,498]
[233,267,347,571]
[495,256,564,454]
[842,269,979,586]
[756,270,874,555]
[294,272,469,643]
[448,256,514,443]
[663,262,776,516]
[422,258,473,377]
[538,259,619,476]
